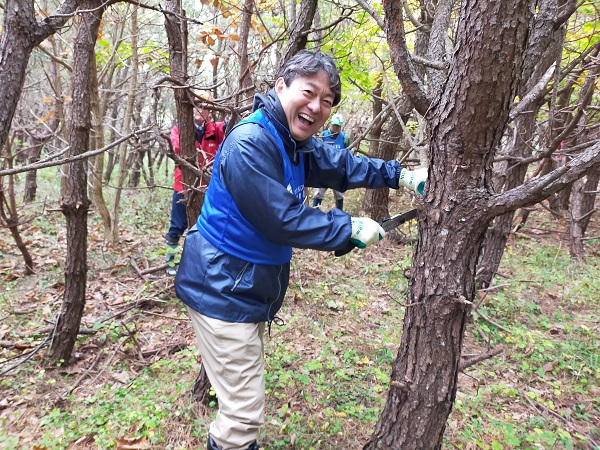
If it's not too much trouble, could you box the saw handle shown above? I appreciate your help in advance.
[334,241,358,257]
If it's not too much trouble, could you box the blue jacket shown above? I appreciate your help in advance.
[197,108,305,265]
[323,129,345,149]
[175,89,402,324]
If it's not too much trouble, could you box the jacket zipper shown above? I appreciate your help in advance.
[231,262,250,291]
[267,264,284,336]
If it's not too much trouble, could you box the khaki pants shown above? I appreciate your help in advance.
[187,307,266,450]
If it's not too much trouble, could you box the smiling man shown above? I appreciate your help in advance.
[174,50,427,450]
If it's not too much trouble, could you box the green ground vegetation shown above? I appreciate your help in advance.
[0,170,598,449]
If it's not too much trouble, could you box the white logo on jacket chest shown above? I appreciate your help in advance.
[287,183,305,201]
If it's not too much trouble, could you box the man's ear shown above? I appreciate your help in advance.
[274,77,286,94]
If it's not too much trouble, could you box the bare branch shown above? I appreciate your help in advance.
[0,126,153,176]
[410,54,449,71]
[383,0,432,115]
[34,44,73,71]
[355,0,384,29]
[555,0,580,28]
[459,346,503,371]
[403,0,428,32]
[510,63,556,120]
[488,141,600,216]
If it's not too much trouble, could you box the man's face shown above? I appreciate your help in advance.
[275,71,334,141]
[194,107,209,126]
[331,124,342,134]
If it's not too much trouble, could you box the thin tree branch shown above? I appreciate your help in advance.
[403,0,428,32]
[459,346,503,371]
[355,0,384,29]
[510,63,556,120]
[0,126,153,176]
[410,54,449,71]
[488,141,600,216]
[383,0,432,115]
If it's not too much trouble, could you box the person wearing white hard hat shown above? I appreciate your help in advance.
[312,113,351,210]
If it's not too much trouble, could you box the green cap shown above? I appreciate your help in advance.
[330,113,343,126]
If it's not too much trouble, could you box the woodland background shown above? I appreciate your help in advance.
[0,0,599,448]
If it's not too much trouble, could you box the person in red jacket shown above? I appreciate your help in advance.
[165,99,226,275]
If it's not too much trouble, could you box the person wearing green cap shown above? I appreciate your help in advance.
[312,113,351,210]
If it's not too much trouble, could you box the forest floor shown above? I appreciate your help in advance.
[0,174,599,450]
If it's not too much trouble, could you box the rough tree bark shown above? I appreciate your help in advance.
[47,0,105,365]
[0,0,79,275]
[280,0,318,64]
[363,77,389,220]
[569,166,599,260]
[237,0,255,96]
[366,0,600,448]
[90,57,113,240]
[479,30,599,284]
[363,97,412,224]
[165,0,201,228]
[0,0,80,155]
[477,0,568,286]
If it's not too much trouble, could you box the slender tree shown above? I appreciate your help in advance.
[48,0,105,365]
[165,0,202,227]
[111,5,140,244]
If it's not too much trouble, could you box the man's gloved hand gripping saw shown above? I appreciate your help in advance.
[335,209,418,257]
[335,166,427,257]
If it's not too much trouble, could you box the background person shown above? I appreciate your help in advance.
[312,112,351,210]
[174,50,427,450]
[164,95,226,276]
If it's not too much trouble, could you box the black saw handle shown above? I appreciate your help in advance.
[334,241,358,257]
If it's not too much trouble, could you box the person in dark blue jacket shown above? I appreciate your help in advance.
[174,50,427,450]
[312,112,351,210]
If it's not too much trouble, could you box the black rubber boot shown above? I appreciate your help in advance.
[336,199,344,211]
[207,436,259,450]
[165,243,178,276]
[207,436,220,450]
[312,197,322,208]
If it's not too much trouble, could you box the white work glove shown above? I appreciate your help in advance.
[399,167,428,196]
[350,217,386,249]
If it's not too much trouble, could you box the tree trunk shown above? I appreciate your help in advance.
[477,112,537,288]
[364,107,404,223]
[165,0,214,401]
[47,0,104,366]
[0,0,78,154]
[104,67,129,183]
[0,136,34,274]
[363,78,387,219]
[280,0,318,64]
[165,0,202,228]
[0,0,76,275]
[111,6,139,244]
[569,167,599,260]
[367,0,534,448]
[236,0,255,98]
[89,57,113,241]
[103,100,121,182]
[22,145,42,202]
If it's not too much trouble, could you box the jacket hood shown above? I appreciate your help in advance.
[252,88,316,163]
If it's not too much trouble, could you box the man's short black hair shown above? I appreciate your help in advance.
[276,50,342,106]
